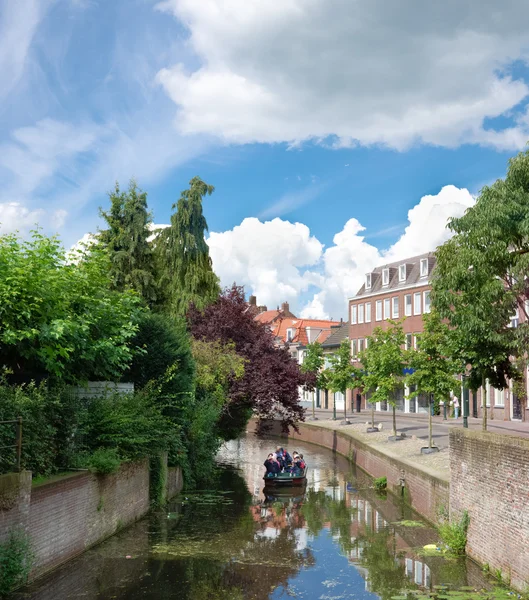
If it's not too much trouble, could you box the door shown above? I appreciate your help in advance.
[512,392,523,421]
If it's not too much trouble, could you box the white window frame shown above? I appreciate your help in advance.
[495,387,505,407]
[365,338,369,348]
[399,264,406,282]
[405,294,412,317]
[384,298,390,320]
[420,258,428,278]
[365,302,371,323]
[413,334,419,349]
[358,303,364,324]
[382,268,389,286]
[376,300,382,321]
[286,328,294,342]
[365,273,372,290]
[351,339,358,358]
[351,304,357,324]
[392,296,399,318]
[405,333,412,350]
[423,290,431,314]
[414,292,421,315]
[509,308,519,329]
[358,338,364,354]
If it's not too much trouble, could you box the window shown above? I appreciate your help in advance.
[392,296,399,318]
[358,338,364,353]
[423,290,431,313]
[365,302,371,323]
[509,309,519,328]
[376,300,382,321]
[365,273,372,290]
[358,303,364,324]
[351,339,357,358]
[399,264,406,282]
[413,334,419,349]
[384,298,390,319]
[351,304,357,324]
[286,328,294,342]
[405,333,412,350]
[420,258,429,277]
[364,338,369,348]
[405,294,412,316]
[495,387,505,407]
[382,268,389,286]
[414,292,421,315]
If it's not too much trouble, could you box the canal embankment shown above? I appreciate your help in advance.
[0,458,183,581]
[250,417,529,591]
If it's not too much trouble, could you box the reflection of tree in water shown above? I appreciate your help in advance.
[152,467,314,600]
[357,527,411,600]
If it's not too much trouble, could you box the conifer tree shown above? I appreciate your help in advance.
[157,176,220,316]
[99,180,156,305]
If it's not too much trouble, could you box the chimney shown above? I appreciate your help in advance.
[281,302,290,313]
[249,295,257,306]
[258,305,267,314]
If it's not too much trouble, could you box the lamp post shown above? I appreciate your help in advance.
[462,374,469,429]
[441,400,447,420]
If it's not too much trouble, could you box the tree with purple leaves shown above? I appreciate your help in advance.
[187,285,306,439]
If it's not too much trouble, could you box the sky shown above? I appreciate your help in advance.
[2,0,529,320]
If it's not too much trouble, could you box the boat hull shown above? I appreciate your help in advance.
[263,467,307,486]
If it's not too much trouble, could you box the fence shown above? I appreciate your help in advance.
[0,417,22,472]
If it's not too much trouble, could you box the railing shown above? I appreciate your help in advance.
[0,417,23,472]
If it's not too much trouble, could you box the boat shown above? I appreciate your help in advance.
[263,467,308,487]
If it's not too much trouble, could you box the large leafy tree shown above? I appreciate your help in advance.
[300,341,325,420]
[188,285,306,438]
[431,150,529,430]
[99,179,157,305]
[406,311,461,449]
[327,339,358,424]
[0,231,142,382]
[359,321,407,438]
[157,177,220,316]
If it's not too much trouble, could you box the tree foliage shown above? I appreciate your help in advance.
[301,342,324,390]
[0,231,142,382]
[99,180,157,305]
[326,339,358,420]
[156,177,220,316]
[359,321,407,436]
[188,285,306,437]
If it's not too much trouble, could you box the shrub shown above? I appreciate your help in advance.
[0,528,34,595]
[87,448,121,475]
[438,510,469,555]
[373,476,387,492]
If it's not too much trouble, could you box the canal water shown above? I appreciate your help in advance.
[16,435,493,600]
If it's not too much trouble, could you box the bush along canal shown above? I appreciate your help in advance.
[13,436,517,600]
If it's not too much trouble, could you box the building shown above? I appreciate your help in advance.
[348,252,526,421]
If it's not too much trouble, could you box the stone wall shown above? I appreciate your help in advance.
[450,429,529,590]
[251,419,449,524]
[166,466,183,499]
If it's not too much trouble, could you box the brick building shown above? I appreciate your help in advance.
[348,252,527,421]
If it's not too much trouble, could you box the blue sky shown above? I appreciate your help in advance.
[1,0,529,318]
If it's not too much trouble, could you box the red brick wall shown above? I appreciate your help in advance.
[28,461,150,578]
[0,471,31,543]
[450,429,529,590]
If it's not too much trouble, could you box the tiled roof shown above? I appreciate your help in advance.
[289,319,341,346]
[254,310,282,324]
[321,322,349,348]
[352,251,436,299]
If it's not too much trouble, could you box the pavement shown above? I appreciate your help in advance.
[306,407,529,449]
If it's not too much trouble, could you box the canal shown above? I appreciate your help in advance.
[16,435,493,600]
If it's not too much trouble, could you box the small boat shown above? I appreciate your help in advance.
[263,467,308,486]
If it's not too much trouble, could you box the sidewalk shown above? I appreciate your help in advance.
[306,407,529,448]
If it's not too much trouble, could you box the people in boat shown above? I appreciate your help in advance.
[292,453,305,475]
[275,446,293,470]
[264,453,281,477]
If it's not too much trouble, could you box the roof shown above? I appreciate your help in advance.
[352,251,436,299]
[254,310,282,324]
[321,322,349,348]
[287,318,341,346]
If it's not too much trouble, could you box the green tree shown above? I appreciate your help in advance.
[431,151,529,430]
[359,321,407,438]
[157,177,220,316]
[99,179,157,305]
[406,311,461,449]
[300,342,325,420]
[0,231,142,382]
[327,339,358,424]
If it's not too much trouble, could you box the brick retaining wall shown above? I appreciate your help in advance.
[450,429,529,590]
[167,466,183,499]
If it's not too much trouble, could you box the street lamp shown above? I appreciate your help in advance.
[461,374,469,429]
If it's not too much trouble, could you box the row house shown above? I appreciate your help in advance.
[348,253,527,421]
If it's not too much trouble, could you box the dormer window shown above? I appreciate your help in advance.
[420,258,429,278]
[382,268,390,286]
[399,264,406,282]
[286,328,294,342]
[365,273,372,290]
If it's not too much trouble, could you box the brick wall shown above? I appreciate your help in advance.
[250,419,449,524]
[166,466,183,499]
[0,471,31,543]
[28,460,150,578]
[450,429,529,590]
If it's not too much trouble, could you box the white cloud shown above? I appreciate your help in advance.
[0,201,66,235]
[157,0,529,150]
[208,185,476,320]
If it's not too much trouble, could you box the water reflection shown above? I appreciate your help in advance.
[16,435,488,600]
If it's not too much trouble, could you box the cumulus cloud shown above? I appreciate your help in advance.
[0,201,66,235]
[208,185,476,320]
[157,0,529,150]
